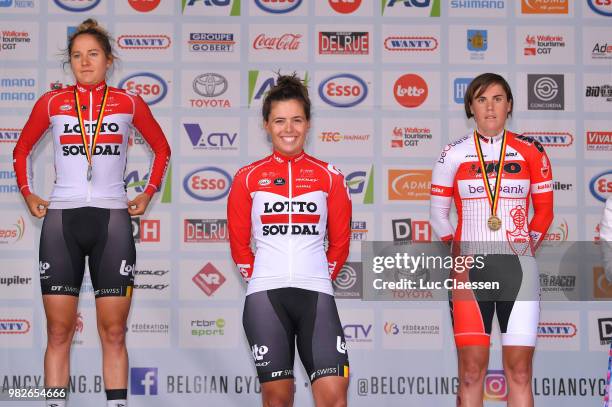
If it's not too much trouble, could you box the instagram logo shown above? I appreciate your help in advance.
[484,370,508,401]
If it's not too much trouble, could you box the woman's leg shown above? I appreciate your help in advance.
[43,295,79,387]
[456,345,490,407]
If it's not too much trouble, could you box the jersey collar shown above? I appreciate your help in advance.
[272,150,306,164]
[76,81,107,94]
[476,128,505,144]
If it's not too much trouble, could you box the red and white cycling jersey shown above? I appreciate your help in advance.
[430,130,554,255]
[227,151,351,296]
[13,81,170,209]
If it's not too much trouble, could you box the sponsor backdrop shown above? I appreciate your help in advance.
[1,0,611,405]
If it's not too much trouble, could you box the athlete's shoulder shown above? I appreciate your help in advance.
[235,155,273,179]
[509,131,546,155]
[436,131,473,165]
[303,154,343,177]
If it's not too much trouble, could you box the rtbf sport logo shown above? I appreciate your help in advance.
[260,201,320,236]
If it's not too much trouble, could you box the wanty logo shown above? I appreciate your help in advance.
[318,74,368,108]
[521,0,567,14]
[53,0,101,12]
[182,0,240,15]
[388,169,431,200]
[129,0,161,12]
[381,0,441,17]
[521,131,573,148]
[252,33,302,51]
[124,167,172,203]
[248,70,309,107]
[319,32,369,55]
[393,74,428,108]
[0,127,20,143]
[183,166,232,201]
[587,0,612,16]
[384,36,438,52]
[117,35,171,50]
[537,322,577,338]
[254,0,302,13]
[118,72,168,106]
[345,166,374,204]
[586,131,612,152]
[590,170,612,202]
[594,267,612,299]
[0,318,30,334]
[192,262,226,296]
[484,370,508,401]
[329,0,361,14]
[0,216,25,244]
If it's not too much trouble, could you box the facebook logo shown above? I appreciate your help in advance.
[454,78,473,104]
[130,367,158,395]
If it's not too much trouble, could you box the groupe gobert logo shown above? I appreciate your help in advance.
[117,72,168,106]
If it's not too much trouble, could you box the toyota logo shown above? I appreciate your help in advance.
[193,73,228,97]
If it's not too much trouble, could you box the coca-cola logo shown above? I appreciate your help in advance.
[252,33,302,51]
[393,73,428,108]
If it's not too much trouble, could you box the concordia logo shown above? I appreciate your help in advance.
[254,0,302,13]
[318,73,368,108]
[117,35,171,49]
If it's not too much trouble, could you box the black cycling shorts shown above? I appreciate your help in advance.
[243,287,349,384]
[39,207,135,298]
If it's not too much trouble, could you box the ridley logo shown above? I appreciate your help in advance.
[192,262,226,296]
[252,33,302,50]
[393,74,428,108]
[318,73,368,108]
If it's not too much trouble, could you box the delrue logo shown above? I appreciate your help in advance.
[585,84,612,101]
[521,0,568,14]
[329,0,361,14]
[319,131,370,143]
[350,220,368,241]
[527,74,564,111]
[182,0,240,16]
[130,367,158,396]
[586,131,612,152]
[393,74,428,108]
[191,73,230,108]
[593,267,612,299]
[0,318,30,334]
[129,0,161,12]
[183,219,229,243]
[254,0,302,13]
[248,70,310,107]
[537,322,577,338]
[523,34,565,56]
[318,32,369,55]
[184,123,238,151]
[252,33,301,51]
[188,33,235,52]
[391,218,431,242]
[589,170,612,203]
[592,42,612,60]
[391,126,432,148]
[521,131,573,148]
[0,128,20,143]
[388,169,432,201]
[117,35,171,50]
[318,73,368,108]
[384,36,438,52]
[183,166,232,201]
[381,0,441,17]
[192,262,226,296]
[0,216,25,244]
[132,217,160,243]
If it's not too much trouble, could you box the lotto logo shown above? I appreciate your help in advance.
[119,260,135,276]
[251,344,269,361]
[393,74,428,108]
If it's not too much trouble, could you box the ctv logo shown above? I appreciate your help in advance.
[130,367,158,395]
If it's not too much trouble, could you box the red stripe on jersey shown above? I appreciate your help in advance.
[260,214,321,224]
[60,134,123,145]
[431,184,452,197]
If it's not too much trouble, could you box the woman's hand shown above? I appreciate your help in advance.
[127,193,152,216]
[24,194,50,218]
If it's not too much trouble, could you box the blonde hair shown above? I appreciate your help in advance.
[65,18,117,64]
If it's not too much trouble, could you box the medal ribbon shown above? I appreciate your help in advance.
[74,86,109,171]
[473,129,507,218]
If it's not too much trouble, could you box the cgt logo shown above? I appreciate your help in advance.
[53,0,101,12]
[394,73,428,108]
[254,0,302,13]
[589,170,612,202]
[132,217,160,243]
[192,262,226,296]
[0,319,30,334]
[345,166,374,204]
[118,72,168,106]
[318,74,368,108]
[588,0,612,16]
[183,167,232,201]
[329,0,361,14]
[248,70,309,107]
[130,367,158,396]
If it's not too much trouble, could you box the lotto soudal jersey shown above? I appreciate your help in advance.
[13,81,170,209]
[227,151,351,296]
[429,130,554,255]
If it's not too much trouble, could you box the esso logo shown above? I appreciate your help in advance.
[183,167,232,201]
[589,170,612,202]
[254,0,302,13]
[318,74,368,108]
[128,0,161,12]
[53,0,101,12]
[393,73,428,108]
[118,72,167,106]
[588,0,612,16]
[329,0,361,14]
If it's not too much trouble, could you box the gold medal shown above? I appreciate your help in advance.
[74,86,109,182]
[487,215,502,231]
[86,165,92,181]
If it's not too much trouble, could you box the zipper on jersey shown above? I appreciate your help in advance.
[288,160,293,282]
[86,90,93,202]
